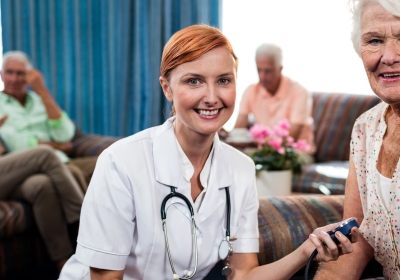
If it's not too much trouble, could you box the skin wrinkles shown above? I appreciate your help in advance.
[360,3,400,110]
[378,107,400,178]
[360,4,400,177]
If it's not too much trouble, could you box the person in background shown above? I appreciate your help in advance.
[0,51,96,191]
[0,117,83,272]
[235,44,315,155]
[315,0,400,279]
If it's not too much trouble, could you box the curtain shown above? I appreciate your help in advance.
[1,0,222,136]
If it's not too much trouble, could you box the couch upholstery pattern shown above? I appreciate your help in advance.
[292,92,381,194]
[206,195,383,279]
[257,195,343,265]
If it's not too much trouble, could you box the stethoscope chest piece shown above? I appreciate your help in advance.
[221,265,232,277]
[219,238,233,277]
[218,239,233,260]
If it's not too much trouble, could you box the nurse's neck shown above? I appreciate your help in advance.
[174,121,214,168]
[174,120,214,201]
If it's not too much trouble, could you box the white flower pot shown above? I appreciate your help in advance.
[255,170,292,197]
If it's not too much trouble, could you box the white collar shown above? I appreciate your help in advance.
[153,117,232,190]
[175,135,215,191]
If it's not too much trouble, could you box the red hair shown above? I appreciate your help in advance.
[160,25,238,79]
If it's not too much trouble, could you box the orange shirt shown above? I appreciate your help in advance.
[239,75,315,152]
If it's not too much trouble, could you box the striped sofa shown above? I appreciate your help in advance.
[0,133,119,279]
[292,92,381,194]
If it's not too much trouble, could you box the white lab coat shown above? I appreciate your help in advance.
[59,117,259,280]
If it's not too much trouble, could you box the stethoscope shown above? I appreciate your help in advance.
[161,186,233,279]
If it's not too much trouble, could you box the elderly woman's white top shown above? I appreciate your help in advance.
[59,117,259,280]
[351,102,400,279]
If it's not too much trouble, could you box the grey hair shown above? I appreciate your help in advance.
[2,51,33,70]
[255,44,283,67]
[350,0,400,56]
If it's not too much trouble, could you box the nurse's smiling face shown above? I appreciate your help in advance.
[160,47,236,137]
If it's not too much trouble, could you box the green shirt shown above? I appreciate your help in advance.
[0,91,75,162]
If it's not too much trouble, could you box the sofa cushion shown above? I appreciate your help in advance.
[292,161,348,195]
[257,195,344,265]
[312,92,380,163]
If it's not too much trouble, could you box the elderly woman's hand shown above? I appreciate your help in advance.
[302,221,360,263]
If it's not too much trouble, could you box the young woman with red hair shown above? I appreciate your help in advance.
[60,25,358,280]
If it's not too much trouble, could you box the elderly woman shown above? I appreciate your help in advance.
[315,0,400,279]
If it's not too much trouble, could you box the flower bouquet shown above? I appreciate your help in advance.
[249,119,310,176]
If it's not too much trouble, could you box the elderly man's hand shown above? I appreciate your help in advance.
[0,115,7,127]
[0,115,7,155]
[25,69,48,96]
[39,141,74,155]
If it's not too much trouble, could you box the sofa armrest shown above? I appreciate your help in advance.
[0,201,34,238]
[71,134,121,158]
[257,195,344,265]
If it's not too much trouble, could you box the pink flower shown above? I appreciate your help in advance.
[293,140,311,152]
[267,137,283,151]
[273,119,290,137]
[249,124,272,144]
[286,136,294,147]
[278,119,290,130]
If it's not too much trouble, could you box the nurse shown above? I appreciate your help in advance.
[59,25,358,280]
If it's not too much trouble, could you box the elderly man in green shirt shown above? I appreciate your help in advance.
[0,114,84,272]
[0,51,95,191]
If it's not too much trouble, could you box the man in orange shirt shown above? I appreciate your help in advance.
[235,44,315,152]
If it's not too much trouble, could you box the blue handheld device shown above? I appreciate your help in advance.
[326,217,359,245]
[304,217,359,280]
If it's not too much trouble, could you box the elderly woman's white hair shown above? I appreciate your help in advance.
[2,51,32,70]
[350,0,400,56]
[255,44,283,67]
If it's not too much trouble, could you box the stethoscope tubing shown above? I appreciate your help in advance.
[162,218,198,279]
[161,187,199,279]
[161,190,195,219]
[225,187,231,240]
[161,186,231,279]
